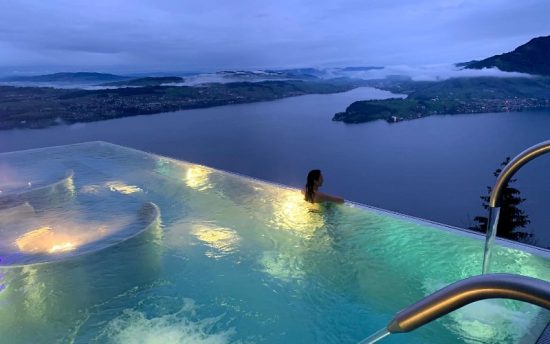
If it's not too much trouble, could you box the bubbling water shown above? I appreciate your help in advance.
[101,299,234,344]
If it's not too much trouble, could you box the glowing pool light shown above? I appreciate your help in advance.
[1,201,159,266]
[185,166,212,190]
[14,224,114,255]
[15,226,79,254]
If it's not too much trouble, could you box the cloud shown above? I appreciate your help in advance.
[0,0,548,72]
[330,64,533,81]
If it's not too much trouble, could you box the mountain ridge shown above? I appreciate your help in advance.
[465,35,550,76]
[2,72,131,83]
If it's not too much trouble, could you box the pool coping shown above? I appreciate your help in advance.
[3,140,550,260]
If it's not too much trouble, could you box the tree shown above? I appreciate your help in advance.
[470,157,532,242]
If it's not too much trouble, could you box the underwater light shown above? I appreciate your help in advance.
[15,226,79,254]
[1,201,160,266]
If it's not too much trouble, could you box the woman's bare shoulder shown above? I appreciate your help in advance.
[314,191,345,204]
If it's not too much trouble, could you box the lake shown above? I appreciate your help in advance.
[1,87,549,246]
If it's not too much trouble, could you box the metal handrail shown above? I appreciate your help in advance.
[482,140,550,274]
[358,274,550,344]
[489,140,550,208]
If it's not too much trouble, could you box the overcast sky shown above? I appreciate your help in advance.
[0,0,548,73]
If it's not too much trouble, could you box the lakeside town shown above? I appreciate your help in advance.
[333,76,550,123]
[383,97,550,123]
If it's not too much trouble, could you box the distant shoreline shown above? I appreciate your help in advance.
[0,80,359,130]
[333,76,550,124]
[333,97,550,124]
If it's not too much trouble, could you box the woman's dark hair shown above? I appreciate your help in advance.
[305,169,321,203]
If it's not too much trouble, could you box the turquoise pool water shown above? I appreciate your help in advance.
[0,141,548,343]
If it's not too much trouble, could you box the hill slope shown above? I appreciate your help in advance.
[465,35,550,76]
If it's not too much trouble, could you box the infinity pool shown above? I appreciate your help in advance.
[0,142,548,343]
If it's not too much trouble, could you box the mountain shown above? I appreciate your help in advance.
[3,72,130,83]
[100,76,184,87]
[465,35,550,76]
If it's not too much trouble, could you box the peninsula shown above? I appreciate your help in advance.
[333,77,550,124]
[333,36,550,124]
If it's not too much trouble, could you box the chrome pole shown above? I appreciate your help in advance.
[356,273,550,344]
[482,140,550,274]
[386,274,550,334]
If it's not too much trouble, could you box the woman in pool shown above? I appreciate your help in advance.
[304,169,344,204]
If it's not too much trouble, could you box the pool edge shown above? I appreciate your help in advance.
[2,140,550,259]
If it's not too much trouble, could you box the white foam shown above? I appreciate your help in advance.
[103,299,234,344]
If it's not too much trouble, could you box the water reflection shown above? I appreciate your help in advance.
[191,224,240,259]
[152,157,214,195]
[259,190,341,282]
[20,266,47,320]
[81,181,142,195]
[106,181,142,194]
[185,166,212,191]
[270,190,325,236]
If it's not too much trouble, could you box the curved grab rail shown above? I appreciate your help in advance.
[483,140,550,274]
[489,140,550,208]
[387,273,550,333]
[359,274,550,343]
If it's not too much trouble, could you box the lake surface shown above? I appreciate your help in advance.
[1,87,549,246]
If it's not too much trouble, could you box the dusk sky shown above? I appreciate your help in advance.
[1,0,549,73]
